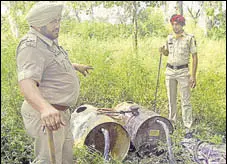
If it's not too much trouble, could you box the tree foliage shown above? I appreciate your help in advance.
[203,1,226,39]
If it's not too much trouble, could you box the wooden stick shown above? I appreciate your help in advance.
[153,53,162,113]
[47,128,56,164]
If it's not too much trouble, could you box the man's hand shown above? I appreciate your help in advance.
[189,76,196,88]
[159,45,168,56]
[19,79,66,131]
[41,108,66,131]
[73,63,93,77]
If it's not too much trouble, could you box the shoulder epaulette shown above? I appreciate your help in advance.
[167,34,173,43]
[185,33,195,45]
[16,34,37,54]
[25,34,37,47]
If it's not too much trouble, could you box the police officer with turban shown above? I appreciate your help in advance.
[159,14,198,138]
[16,2,93,163]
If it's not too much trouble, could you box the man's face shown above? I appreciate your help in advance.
[40,17,61,40]
[172,21,183,34]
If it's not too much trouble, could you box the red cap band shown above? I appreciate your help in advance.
[170,15,185,25]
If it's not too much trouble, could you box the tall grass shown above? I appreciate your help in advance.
[1,35,34,163]
[1,20,226,163]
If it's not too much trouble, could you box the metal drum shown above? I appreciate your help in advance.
[70,104,130,161]
[114,102,174,151]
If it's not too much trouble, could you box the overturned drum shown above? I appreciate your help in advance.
[70,104,130,161]
[114,102,174,150]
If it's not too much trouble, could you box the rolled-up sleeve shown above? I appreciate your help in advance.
[16,47,45,85]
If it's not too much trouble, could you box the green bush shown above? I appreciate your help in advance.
[137,7,169,37]
[208,11,226,40]
[60,19,132,41]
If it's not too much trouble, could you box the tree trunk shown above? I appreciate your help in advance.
[90,3,94,21]
[199,1,208,37]
[8,15,19,38]
[177,1,183,15]
[75,10,81,22]
[163,1,169,23]
[8,1,19,38]
[133,1,138,55]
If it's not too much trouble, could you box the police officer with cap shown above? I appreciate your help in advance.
[16,2,93,163]
[159,14,198,138]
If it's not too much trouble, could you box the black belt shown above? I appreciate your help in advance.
[52,104,69,111]
[167,63,188,70]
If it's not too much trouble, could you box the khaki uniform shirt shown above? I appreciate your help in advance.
[166,32,197,66]
[16,28,80,106]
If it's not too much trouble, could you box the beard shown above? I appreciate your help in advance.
[40,26,59,40]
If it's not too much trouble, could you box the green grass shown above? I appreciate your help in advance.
[1,20,226,163]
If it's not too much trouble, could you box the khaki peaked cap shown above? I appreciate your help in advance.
[26,2,63,27]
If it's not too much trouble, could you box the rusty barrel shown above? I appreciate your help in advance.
[70,104,130,161]
[114,102,174,150]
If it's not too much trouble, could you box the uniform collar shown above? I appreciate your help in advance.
[30,28,58,47]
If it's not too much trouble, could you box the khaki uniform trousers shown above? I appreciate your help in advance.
[21,100,74,164]
[165,68,192,129]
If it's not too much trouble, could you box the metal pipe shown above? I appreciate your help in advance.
[156,120,176,164]
[101,128,110,161]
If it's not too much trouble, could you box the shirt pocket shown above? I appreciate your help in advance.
[54,52,72,72]
[181,40,190,55]
[168,42,174,54]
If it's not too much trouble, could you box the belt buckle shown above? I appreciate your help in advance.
[173,66,177,70]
